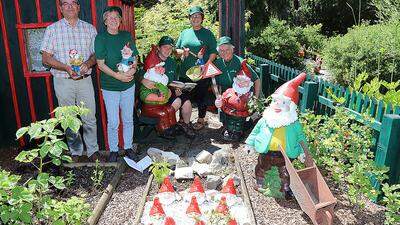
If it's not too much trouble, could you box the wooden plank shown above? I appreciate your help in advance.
[133,174,154,225]
[376,100,385,122]
[385,103,393,114]
[344,88,351,108]
[395,106,400,114]
[369,98,378,118]
[355,93,364,113]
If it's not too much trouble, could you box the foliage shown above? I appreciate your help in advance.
[149,161,171,184]
[247,95,270,115]
[299,107,389,207]
[0,105,92,224]
[351,72,400,106]
[259,166,284,198]
[247,19,326,69]
[370,0,400,22]
[91,159,104,191]
[322,21,400,86]
[135,0,219,55]
[382,183,400,225]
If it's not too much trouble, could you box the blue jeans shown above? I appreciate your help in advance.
[102,85,135,152]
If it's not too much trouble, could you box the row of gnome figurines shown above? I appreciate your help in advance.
[148,176,239,225]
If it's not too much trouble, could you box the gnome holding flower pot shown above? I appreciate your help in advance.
[245,73,311,198]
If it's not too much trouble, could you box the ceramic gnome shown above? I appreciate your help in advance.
[117,43,135,73]
[215,60,254,141]
[245,73,309,198]
[140,45,177,136]
[69,49,84,75]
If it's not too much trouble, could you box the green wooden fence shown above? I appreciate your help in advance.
[247,54,400,185]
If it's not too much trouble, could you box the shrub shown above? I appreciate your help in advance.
[247,18,326,69]
[322,21,400,86]
[135,0,219,55]
[370,0,400,22]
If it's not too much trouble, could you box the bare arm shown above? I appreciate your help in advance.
[253,79,261,98]
[42,51,77,78]
[97,59,134,83]
[141,78,156,89]
[207,53,217,64]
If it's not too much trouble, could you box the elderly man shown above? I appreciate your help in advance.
[214,36,261,141]
[41,0,99,162]
[141,36,196,139]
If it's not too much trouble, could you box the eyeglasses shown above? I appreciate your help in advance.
[61,1,79,7]
[190,14,203,19]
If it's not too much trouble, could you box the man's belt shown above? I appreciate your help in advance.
[68,74,90,80]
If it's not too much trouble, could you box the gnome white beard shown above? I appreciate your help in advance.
[263,102,298,128]
[144,68,169,86]
[232,80,253,96]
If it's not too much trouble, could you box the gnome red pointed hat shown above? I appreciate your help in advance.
[194,220,206,225]
[237,59,251,79]
[228,218,238,225]
[189,176,205,193]
[159,177,174,193]
[164,217,176,225]
[149,197,166,217]
[144,45,161,71]
[186,196,202,216]
[221,178,237,195]
[272,72,307,105]
[216,196,229,215]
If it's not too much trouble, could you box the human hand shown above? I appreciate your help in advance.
[183,48,190,58]
[66,66,79,80]
[79,62,89,75]
[244,145,255,155]
[126,66,137,77]
[214,97,222,108]
[175,88,182,97]
[117,72,134,83]
[298,153,306,163]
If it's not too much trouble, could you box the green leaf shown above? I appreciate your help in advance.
[61,155,73,163]
[16,127,29,139]
[19,210,32,223]
[52,158,61,166]
[55,141,68,150]
[28,123,42,140]
[37,173,50,188]
[49,145,63,157]
[53,220,66,225]
[0,207,10,223]
[40,144,51,158]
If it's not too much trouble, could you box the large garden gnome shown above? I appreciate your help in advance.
[245,73,308,198]
[215,60,253,141]
[140,45,176,138]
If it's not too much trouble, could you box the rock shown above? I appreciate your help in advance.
[192,162,211,177]
[147,147,180,166]
[223,174,240,186]
[187,157,196,167]
[175,159,188,168]
[195,150,212,164]
[210,149,229,173]
[206,175,222,190]
[174,167,194,180]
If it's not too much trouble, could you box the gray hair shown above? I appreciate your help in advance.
[216,44,235,53]
[103,11,121,23]
[59,0,79,6]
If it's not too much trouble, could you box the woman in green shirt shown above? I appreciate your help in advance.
[94,6,139,162]
[176,6,218,130]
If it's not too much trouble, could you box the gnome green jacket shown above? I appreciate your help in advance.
[245,118,307,159]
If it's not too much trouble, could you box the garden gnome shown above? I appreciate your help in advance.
[215,60,254,141]
[157,176,178,205]
[149,197,166,219]
[186,196,202,217]
[245,72,309,198]
[117,43,135,73]
[140,45,177,138]
[185,176,206,204]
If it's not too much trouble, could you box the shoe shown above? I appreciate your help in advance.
[125,148,139,161]
[284,188,294,200]
[159,127,176,140]
[88,152,102,162]
[232,131,242,142]
[192,120,207,130]
[109,152,118,162]
[71,155,81,163]
[178,122,196,139]
[222,130,234,141]
[172,124,184,136]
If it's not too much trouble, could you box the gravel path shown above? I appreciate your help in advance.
[95,111,386,225]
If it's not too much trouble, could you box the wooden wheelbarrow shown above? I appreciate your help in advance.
[280,144,336,225]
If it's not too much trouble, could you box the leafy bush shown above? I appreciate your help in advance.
[149,161,171,184]
[299,107,389,207]
[135,0,219,55]
[247,18,326,69]
[322,21,400,86]
[370,0,400,22]
[0,105,92,224]
[382,183,400,225]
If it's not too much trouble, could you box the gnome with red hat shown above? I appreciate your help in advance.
[245,73,309,198]
[214,36,261,141]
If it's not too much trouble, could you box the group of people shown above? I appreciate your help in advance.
[41,0,261,163]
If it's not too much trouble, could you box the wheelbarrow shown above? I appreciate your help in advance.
[280,144,336,225]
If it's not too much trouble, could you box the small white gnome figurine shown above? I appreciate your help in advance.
[117,43,135,73]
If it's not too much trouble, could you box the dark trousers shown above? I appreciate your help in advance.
[190,78,210,119]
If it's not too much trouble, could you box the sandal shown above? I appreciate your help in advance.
[192,120,207,130]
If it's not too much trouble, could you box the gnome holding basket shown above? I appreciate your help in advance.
[245,73,312,198]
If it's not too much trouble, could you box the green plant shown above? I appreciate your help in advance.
[299,107,389,207]
[322,21,400,85]
[0,104,92,224]
[65,170,75,187]
[259,166,284,198]
[149,161,171,184]
[91,159,104,190]
[370,0,400,22]
[247,95,271,115]
[382,183,400,225]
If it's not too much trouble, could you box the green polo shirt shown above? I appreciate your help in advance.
[176,27,217,81]
[94,31,139,91]
[214,55,259,92]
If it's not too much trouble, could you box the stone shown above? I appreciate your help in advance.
[206,175,222,190]
[175,159,188,168]
[223,174,240,187]
[192,162,211,177]
[174,167,194,180]
[195,150,212,164]
[187,157,196,167]
[147,147,180,166]
[210,149,229,174]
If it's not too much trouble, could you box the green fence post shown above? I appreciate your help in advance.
[301,81,318,113]
[260,64,271,96]
[375,114,400,185]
